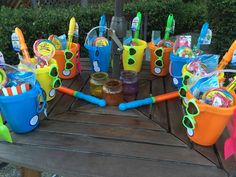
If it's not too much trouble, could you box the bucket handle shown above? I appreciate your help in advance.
[169,61,182,79]
[37,88,47,114]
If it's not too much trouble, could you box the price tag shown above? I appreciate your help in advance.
[202,29,212,45]
[11,32,20,52]
[131,17,139,32]
[171,19,175,34]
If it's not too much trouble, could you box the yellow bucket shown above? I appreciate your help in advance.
[122,39,147,72]
[32,58,58,101]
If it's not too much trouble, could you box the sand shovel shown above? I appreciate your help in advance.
[224,109,236,159]
[0,114,12,143]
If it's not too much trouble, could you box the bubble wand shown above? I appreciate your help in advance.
[119,91,179,111]
[164,14,174,41]
[15,27,31,62]
[67,17,76,50]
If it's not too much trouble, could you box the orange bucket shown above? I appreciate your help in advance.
[185,90,236,146]
[53,43,80,79]
[148,42,173,76]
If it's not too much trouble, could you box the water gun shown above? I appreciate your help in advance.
[217,40,236,70]
[57,86,106,107]
[15,27,31,62]
[67,17,76,50]
[119,91,179,111]
[99,15,106,37]
[164,14,174,41]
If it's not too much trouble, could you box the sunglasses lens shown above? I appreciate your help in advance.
[187,102,199,115]
[66,62,73,70]
[183,116,194,129]
[50,67,58,77]
[128,58,135,65]
[155,49,162,57]
[129,48,136,56]
[65,51,73,59]
[155,60,163,67]
[179,87,186,97]
[183,75,190,85]
[54,79,61,88]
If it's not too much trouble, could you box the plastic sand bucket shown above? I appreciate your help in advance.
[185,90,236,146]
[84,26,112,72]
[85,41,112,72]
[53,43,80,79]
[0,82,45,133]
[148,42,173,76]
[122,39,147,72]
[34,58,58,101]
[170,52,196,88]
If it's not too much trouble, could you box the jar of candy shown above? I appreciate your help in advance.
[102,79,123,106]
[120,70,138,101]
[90,72,108,98]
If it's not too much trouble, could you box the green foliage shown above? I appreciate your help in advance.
[0,0,208,63]
[207,0,236,55]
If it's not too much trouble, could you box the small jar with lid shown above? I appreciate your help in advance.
[90,72,108,98]
[102,79,123,106]
[120,70,138,101]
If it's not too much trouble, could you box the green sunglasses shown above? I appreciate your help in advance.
[182,114,196,130]
[127,47,136,65]
[182,73,192,86]
[49,64,62,89]
[154,47,164,68]
[185,99,200,117]
[64,49,74,71]
[179,86,187,98]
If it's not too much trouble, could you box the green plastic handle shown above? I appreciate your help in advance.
[134,12,142,40]
[164,14,174,41]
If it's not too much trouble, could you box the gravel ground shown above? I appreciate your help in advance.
[0,164,63,177]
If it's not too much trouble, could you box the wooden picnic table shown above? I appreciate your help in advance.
[0,58,235,177]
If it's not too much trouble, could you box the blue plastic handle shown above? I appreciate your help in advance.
[119,98,153,111]
[76,92,106,107]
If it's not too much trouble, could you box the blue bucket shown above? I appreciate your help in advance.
[0,82,45,133]
[169,52,196,88]
[85,41,112,72]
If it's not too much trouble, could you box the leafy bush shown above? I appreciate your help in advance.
[0,0,208,63]
[207,0,236,55]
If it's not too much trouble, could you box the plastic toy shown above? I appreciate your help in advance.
[131,12,142,40]
[15,27,31,62]
[33,39,56,67]
[164,14,174,41]
[217,40,236,70]
[57,86,106,107]
[119,91,179,111]
[196,22,209,49]
[67,17,76,50]
[99,15,106,37]
[224,109,236,159]
[0,114,12,143]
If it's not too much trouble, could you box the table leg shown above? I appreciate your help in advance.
[21,167,41,177]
